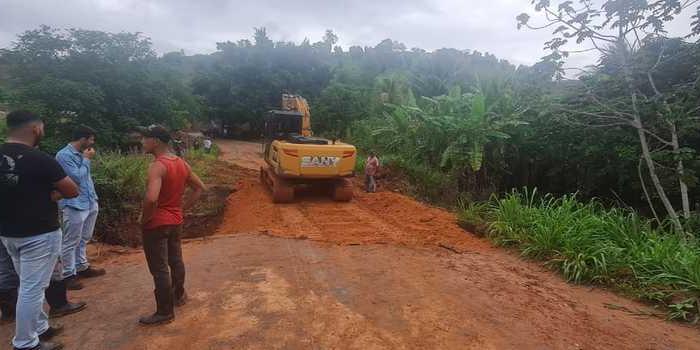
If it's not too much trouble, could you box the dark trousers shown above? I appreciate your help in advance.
[142,225,185,316]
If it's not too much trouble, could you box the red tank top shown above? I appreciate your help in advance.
[145,155,190,229]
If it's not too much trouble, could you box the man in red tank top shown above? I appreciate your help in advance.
[138,125,206,326]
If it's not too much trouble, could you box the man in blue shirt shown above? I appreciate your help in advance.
[55,126,106,290]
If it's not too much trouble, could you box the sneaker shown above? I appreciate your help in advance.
[139,313,174,326]
[50,301,87,318]
[15,341,65,350]
[77,267,106,279]
[65,277,83,291]
[39,324,64,341]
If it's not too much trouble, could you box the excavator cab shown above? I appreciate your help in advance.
[263,110,330,158]
[264,110,303,141]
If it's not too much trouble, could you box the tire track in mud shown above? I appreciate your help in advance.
[294,202,399,244]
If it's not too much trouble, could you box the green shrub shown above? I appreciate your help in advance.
[456,199,491,236]
[460,188,700,321]
[355,155,366,174]
[380,155,458,204]
[92,151,149,243]
[184,146,219,179]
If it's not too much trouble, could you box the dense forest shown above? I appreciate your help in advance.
[0,1,699,232]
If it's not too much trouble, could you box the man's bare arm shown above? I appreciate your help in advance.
[141,162,165,226]
[183,163,206,211]
[53,177,79,200]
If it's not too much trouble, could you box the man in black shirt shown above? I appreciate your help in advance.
[0,111,80,350]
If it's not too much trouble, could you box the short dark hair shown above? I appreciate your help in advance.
[71,125,97,141]
[138,124,171,143]
[6,110,42,130]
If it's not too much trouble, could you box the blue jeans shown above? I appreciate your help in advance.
[1,229,62,349]
[61,202,99,278]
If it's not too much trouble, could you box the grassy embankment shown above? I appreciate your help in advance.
[459,189,700,322]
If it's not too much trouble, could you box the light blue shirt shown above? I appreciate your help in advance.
[56,144,98,210]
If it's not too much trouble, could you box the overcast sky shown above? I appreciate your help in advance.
[0,0,696,67]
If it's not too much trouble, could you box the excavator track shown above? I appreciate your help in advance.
[332,178,353,202]
[261,166,295,203]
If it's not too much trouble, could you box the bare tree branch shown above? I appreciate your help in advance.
[585,92,638,119]
[640,127,673,146]
[558,108,635,123]
[543,7,618,43]
[639,157,662,224]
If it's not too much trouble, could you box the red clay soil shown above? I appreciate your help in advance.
[217,168,489,254]
[216,140,485,251]
[3,139,698,349]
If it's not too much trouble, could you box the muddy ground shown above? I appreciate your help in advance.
[2,139,700,349]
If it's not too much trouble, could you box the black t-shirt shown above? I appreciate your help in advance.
[0,142,67,237]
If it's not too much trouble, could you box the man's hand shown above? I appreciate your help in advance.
[54,176,79,199]
[50,190,63,202]
[83,147,96,160]
[183,163,207,211]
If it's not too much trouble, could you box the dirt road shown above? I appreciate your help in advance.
[3,139,699,349]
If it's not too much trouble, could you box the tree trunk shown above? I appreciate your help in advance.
[670,122,691,219]
[617,36,682,232]
[638,157,661,224]
[636,124,682,231]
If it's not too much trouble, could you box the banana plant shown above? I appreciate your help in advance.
[425,86,525,172]
[375,83,526,173]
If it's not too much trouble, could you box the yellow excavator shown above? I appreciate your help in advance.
[260,94,357,203]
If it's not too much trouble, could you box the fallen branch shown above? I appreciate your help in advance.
[438,243,462,254]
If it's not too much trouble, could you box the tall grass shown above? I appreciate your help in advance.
[459,188,700,322]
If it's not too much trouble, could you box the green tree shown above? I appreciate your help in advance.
[314,83,369,138]
[1,26,201,149]
[517,0,700,231]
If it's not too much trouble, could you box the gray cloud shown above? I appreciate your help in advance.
[0,0,695,66]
